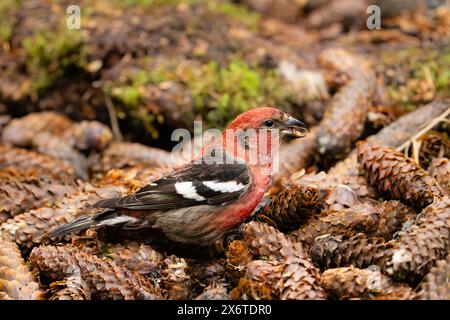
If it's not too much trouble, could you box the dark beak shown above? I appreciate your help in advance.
[280,116,309,140]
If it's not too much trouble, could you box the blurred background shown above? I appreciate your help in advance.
[0,0,449,150]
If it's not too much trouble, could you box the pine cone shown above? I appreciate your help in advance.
[384,197,450,283]
[0,236,43,300]
[416,253,450,300]
[102,242,165,275]
[63,120,113,152]
[225,240,253,285]
[292,203,381,245]
[229,278,273,300]
[1,112,73,147]
[161,255,192,300]
[371,200,416,240]
[418,131,450,169]
[1,184,126,248]
[291,171,378,209]
[0,144,76,183]
[30,244,161,300]
[31,132,89,180]
[357,142,443,208]
[195,285,230,300]
[428,158,450,195]
[255,184,320,231]
[91,142,173,174]
[320,266,407,300]
[329,100,450,177]
[311,233,393,270]
[243,221,326,299]
[317,49,376,160]
[0,167,76,221]
[49,275,91,300]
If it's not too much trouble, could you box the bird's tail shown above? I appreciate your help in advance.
[45,209,118,239]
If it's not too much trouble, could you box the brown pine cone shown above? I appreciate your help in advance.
[243,221,326,299]
[30,244,161,300]
[1,184,126,248]
[416,253,450,300]
[384,197,450,283]
[31,132,89,180]
[195,285,230,300]
[63,120,113,152]
[329,100,450,177]
[225,240,253,285]
[291,171,377,209]
[255,184,320,231]
[0,144,76,183]
[320,266,412,300]
[371,200,416,240]
[418,131,450,169]
[311,233,393,270]
[317,49,376,160]
[229,278,273,300]
[91,142,173,174]
[1,112,73,147]
[292,203,380,245]
[428,158,450,195]
[0,236,43,300]
[49,275,91,300]
[102,241,165,275]
[357,142,443,208]
[0,167,76,221]
[161,255,192,300]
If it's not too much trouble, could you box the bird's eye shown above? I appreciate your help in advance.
[264,119,274,127]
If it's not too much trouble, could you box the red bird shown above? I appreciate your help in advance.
[49,107,308,248]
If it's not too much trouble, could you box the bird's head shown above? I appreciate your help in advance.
[221,107,309,166]
[226,107,309,141]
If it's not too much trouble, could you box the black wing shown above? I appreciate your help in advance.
[94,161,251,210]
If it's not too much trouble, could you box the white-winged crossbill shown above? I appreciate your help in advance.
[48,107,308,248]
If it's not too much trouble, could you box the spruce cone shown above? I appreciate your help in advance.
[195,285,230,300]
[0,144,76,183]
[418,131,450,169]
[256,184,320,231]
[230,278,273,300]
[243,221,326,299]
[63,120,113,152]
[30,244,161,300]
[49,275,91,300]
[371,200,416,240]
[311,233,393,270]
[320,266,410,300]
[91,142,173,174]
[428,158,450,195]
[291,171,377,209]
[225,240,253,285]
[103,242,165,275]
[0,236,43,300]
[384,197,450,283]
[31,132,89,180]
[317,49,376,160]
[0,167,76,221]
[161,255,192,300]
[292,203,381,245]
[1,112,73,147]
[416,253,450,300]
[357,143,443,208]
[329,100,450,177]
[1,184,126,248]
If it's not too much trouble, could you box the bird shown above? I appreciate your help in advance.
[48,107,308,248]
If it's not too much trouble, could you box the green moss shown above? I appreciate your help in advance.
[0,0,21,42]
[22,25,86,96]
[106,58,297,132]
[206,0,260,30]
[381,45,450,109]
